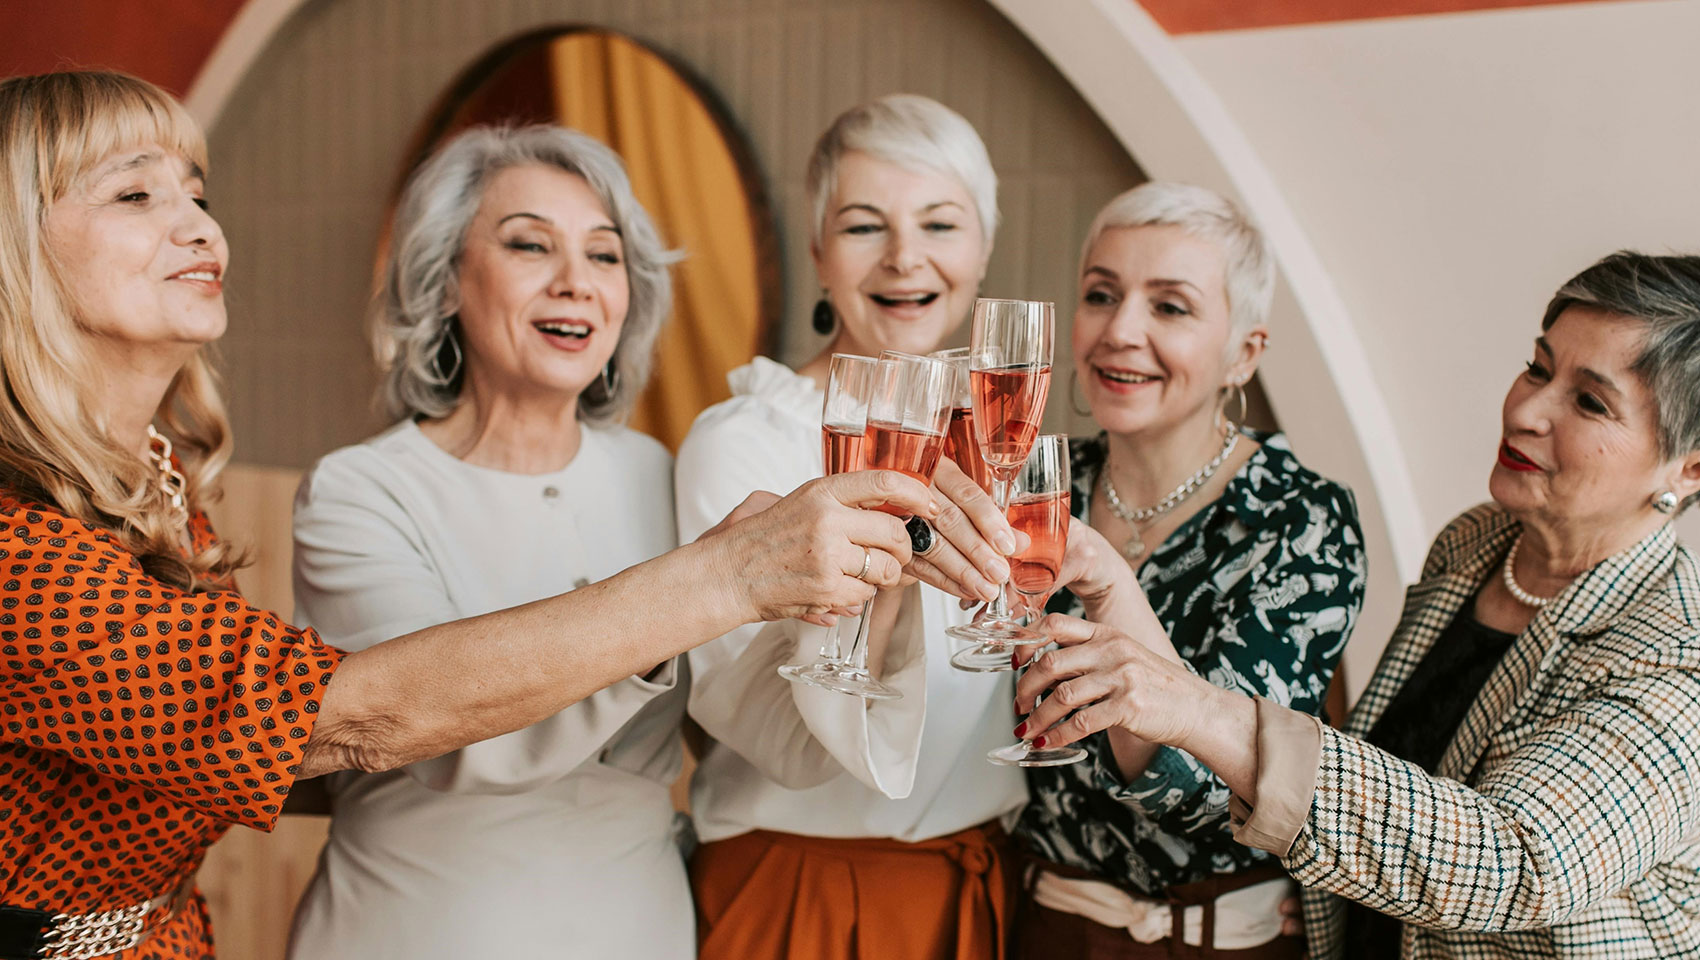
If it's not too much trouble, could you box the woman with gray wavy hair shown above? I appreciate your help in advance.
[285,125,695,959]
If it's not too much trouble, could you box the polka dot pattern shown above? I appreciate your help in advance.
[0,495,344,957]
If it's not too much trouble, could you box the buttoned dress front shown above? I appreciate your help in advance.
[285,421,691,960]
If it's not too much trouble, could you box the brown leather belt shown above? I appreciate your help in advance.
[0,873,194,960]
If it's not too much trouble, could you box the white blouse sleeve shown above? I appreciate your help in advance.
[292,450,677,796]
[674,407,928,796]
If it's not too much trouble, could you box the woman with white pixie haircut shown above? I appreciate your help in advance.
[676,94,1031,959]
[286,125,693,959]
[984,182,1366,958]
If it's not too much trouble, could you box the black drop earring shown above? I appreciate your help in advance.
[812,297,835,335]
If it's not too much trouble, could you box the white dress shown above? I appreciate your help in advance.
[675,357,1026,844]
[286,421,692,960]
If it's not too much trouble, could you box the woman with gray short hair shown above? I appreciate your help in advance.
[1013,251,1700,959]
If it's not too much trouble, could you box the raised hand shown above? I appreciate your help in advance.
[907,456,1023,603]
[704,470,933,624]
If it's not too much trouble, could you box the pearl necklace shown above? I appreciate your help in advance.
[1101,426,1240,561]
[1501,534,1555,608]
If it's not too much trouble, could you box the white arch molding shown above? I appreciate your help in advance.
[184,0,1425,696]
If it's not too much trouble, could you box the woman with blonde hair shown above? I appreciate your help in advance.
[0,70,932,960]
[675,94,1026,959]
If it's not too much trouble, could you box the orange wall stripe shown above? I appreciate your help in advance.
[1142,0,1627,34]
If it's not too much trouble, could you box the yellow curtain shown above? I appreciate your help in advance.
[550,33,764,451]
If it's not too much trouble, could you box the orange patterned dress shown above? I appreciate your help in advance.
[0,494,345,958]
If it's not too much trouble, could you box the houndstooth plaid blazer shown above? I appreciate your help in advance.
[1289,503,1700,959]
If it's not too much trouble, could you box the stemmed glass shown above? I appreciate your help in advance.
[951,432,1071,672]
[946,299,1053,648]
[984,435,1086,766]
[779,354,877,692]
[931,347,994,494]
[786,354,954,700]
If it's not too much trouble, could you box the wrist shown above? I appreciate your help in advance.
[682,532,753,633]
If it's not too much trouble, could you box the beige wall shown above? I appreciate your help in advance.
[207,0,1143,470]
[1173,0,1700,550]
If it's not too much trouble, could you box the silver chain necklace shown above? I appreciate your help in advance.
[1101,426,1240,561]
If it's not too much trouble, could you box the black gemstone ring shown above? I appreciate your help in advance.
[907,516,937,557]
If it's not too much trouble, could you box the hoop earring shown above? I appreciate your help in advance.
[812,295,835,335]
[432,321,463,386]
[600,359,620,399]
[1220,379,1248,433]
[1069,369,1092,418]
[1653,490,1680,515]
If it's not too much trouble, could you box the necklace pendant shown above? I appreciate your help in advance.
[1121,536,1147,562]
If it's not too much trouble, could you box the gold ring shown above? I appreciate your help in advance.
[855,547,872,582]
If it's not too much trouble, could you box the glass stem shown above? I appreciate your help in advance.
[984,472,1015,622]
[818,620,844,666]
[844,597,876,676]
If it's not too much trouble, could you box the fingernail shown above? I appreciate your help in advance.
[996,532,1017,554]
[927,499,941,516]
[992,560,1010,582]
[1033,736,1047,749]
[981,582,1000,602]
[1013,722,1027,738]
[1010,653,1020,669]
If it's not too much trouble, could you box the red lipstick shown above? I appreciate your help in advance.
[1497,442,1540,473]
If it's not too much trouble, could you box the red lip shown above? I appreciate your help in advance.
[1497,442,1541,473]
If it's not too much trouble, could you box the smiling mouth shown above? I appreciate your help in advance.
[1095,366,1160,385]
[869,292,939,308]
[533,320,592,339]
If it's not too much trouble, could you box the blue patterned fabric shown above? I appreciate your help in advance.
[1015,431,1365,894]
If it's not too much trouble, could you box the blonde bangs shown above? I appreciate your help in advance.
[35,73,208,202]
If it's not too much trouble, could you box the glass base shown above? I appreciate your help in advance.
[949,641,1015,673]
[778,662,903,701]
[945,617,1044,645]
[986,740,1087,767]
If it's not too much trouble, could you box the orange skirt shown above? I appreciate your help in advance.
[691,822,1014,960]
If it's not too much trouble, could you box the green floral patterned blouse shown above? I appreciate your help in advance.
[1016,431,1366,895]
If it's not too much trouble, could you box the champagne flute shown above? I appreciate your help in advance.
[946,299,1053,647]
[779,354,876,691]
[951,433,1071,672]
[802,354,954,699]
[930,346,994,494]
[983,436,1086,766]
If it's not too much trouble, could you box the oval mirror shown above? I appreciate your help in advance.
[398,27,779,449]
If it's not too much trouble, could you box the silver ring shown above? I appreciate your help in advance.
[855,546,872,582]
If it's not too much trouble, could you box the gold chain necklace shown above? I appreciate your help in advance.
[146,425,189,523]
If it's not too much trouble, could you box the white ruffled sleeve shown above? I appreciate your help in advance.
[675,398,930,796]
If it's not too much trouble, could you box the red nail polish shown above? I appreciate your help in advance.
[1033,736,1047,749]
[1014,722,1027,738]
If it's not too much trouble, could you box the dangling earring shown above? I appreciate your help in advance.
[1653,490,1680,514]
[1068,369,1092,418]
[432,319,463,386]
[1220,377,1249,433]
[600,359,620,399]
[812,294,835,335]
